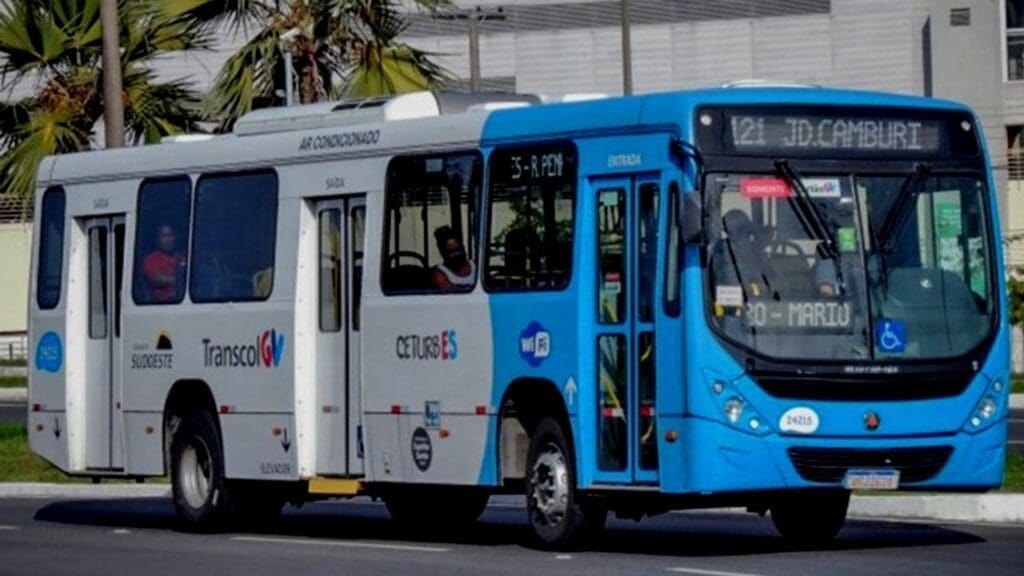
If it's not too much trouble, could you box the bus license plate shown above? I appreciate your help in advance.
[844,469,900,490]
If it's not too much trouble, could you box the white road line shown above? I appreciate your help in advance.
[231,535,449,553]
[0,526,20,531]
[112,528,131,535]
[1008,440,1024,445]
[555,554,572,560]
[667,568,765,576]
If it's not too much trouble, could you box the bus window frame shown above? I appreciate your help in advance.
[132,175,193,307]
[380,149,484,297]
[188,168,279,304]
[482,140,579,294]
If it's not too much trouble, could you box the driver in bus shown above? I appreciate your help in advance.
[143,223,186,302]
[432,226,475,291]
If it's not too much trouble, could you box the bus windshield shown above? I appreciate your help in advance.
[707,171,995,361]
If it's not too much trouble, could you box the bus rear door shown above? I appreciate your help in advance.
[592,176,661,485]
[313,196,366,475]
[83,215,127,470]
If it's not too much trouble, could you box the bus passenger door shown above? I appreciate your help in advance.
[84,215,126,470]
[314,196,365,476]
[592,176,660,485]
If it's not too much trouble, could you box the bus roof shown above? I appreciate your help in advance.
[40,86,974,187]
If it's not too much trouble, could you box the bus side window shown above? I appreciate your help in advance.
[484,143,577,291]
[665,183,681,317]
[382,152,482,295]
[319,209,342,332]
[36,187,66,310]
[190,170,278,303]
[133,177,191,305]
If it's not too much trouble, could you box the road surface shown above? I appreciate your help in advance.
[0,496,1020,576]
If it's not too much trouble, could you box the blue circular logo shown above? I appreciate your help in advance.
[35,331,63,374]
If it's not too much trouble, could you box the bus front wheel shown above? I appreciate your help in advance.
[770,490,850,546]
[171,410,231,531]
[526,417,606,549]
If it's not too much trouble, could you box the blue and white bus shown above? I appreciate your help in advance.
[28,86,1009,547]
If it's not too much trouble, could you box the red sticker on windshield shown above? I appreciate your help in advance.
[740,178,792,199]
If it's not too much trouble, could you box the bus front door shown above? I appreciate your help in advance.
[314,196,366,476]
[593,177,660,485]
[83,215,127,470]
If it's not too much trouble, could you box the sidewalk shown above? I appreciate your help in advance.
[0,388,25,403]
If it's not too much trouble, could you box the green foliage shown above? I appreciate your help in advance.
[0,422,74,482]
[0,376,25,388]
[173,0,453,131]
[1010,275,1024,327]
[1004,450,1024,492]
[0,0,205,202]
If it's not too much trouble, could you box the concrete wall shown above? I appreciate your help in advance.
[0,223,30,334]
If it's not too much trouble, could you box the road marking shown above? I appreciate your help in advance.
[231,535,449,553]
[0,526,20,531]
[1008,440,1024,445]
[112,528,131,535]
[667,568,765,576]
[555,554,572,560]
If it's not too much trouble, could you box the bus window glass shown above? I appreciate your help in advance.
[382,152,482,294]
[665,184,681,316]
[351,205,365,331]
[133,177,191,305]
[597,188,625,324]
[37,187,66,309]
[485,143,577,291]
[89,226,108,339]
[190,171,278,303]
[638,183,659,322]
[598,334,627,471]
[319,209,342,332]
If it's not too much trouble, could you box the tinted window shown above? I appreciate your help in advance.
[36,187,66,309]
[319,208,342,332]
[597,188,625,324]
[485,143,576,291]
[382,152,482,294]
[190,171,278,303]
[88,226,108,339]
[133,177,191,305]
[665,184,681,316]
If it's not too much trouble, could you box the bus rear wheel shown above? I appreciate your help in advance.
[171,410,231,531]
[526,417,606,549]
[771,490,850,546]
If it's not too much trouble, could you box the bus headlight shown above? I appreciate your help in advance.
[964,376,1006,434]
[724,398,744,423]
[977,396,997,420]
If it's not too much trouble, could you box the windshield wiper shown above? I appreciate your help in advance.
[773,159,838,260]
[875,163,932,253]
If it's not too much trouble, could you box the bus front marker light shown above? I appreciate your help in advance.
[711,381,725,395]
[970,416,981,427]
[748,418,760,431]
[724,398,744,423]
[993,380,1004,393]
[700,113,713,126]
[977,396,997,420]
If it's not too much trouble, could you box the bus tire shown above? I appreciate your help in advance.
[526,417,604,549]
[170,410,231,531]
[771,490,850,546]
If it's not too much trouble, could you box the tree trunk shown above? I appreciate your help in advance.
[100,0,124,147]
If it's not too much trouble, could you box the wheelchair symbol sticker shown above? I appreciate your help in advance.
[875,320,906,353]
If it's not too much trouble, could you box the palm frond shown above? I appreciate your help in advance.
[0,104,90,198]
[162,0,268,34]
[122,65,202,144]
[202,25,280,131]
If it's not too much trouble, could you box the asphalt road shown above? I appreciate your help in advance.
[0,496,1020,576]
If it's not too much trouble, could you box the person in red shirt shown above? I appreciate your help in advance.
[143,224,185,302]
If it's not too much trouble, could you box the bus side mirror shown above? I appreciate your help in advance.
[681,190,705,245]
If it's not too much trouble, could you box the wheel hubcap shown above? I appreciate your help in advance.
[179,438,212,509]
[530,442,570,528]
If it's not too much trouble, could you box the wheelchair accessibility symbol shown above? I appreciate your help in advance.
[874,319,906,353]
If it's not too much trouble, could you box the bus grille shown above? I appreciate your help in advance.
[787,446,954,484]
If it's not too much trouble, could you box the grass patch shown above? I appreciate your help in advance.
[1013,374,1024,395]
[0,422,77,483]
[0,375,25,388]
[1003,450,1024,492]
[0,359,26,367]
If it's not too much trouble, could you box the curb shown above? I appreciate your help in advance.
[848,494,1024,524]
[1011,393,1024,410]
[0,483,170,500]
[0,367,27,378]
[0,387,26,403]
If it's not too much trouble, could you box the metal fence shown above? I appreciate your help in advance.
[0,333,28,362]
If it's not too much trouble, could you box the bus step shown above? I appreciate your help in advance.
[308,477,363,496]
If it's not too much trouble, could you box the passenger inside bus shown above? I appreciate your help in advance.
[432,226,475,291]
[143,224,186,302]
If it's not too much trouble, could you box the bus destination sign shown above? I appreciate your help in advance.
[727,114,943,154]
[697,106,979,159]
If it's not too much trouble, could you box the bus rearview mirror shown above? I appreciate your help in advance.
[681,190,704,245]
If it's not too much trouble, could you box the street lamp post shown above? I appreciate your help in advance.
[436,6,507,92]
[621,0,633,96]
[280,28,301,107]
[99,0,124,147]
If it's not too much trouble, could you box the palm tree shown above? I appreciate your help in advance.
[0,0,206,203]
[167,0,451,131]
